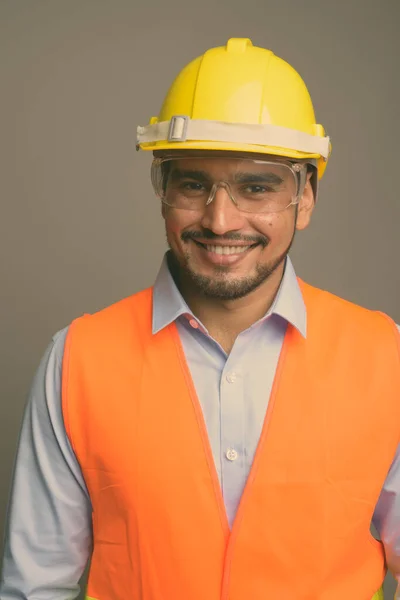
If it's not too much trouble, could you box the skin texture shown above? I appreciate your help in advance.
[161,152,315,352]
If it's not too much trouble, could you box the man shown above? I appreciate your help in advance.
[1,37,399,600]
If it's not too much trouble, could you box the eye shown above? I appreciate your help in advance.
[242,184,275,195]
[178,180,208,195]
[182,181,205,190]
[248,185,266,193]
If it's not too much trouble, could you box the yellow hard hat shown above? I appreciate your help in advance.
[137,38,331,179]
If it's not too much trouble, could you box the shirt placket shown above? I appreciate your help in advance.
[220,355,245,526]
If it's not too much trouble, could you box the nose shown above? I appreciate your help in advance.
[200,185,246,235]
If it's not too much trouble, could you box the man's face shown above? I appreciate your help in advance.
[161,154,315,300]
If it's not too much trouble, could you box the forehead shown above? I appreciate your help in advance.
[163,151,291,177]
[156,149,288,162]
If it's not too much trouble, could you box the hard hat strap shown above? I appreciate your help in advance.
[137,116,330,160]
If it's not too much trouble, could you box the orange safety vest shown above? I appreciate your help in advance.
[62,280,400,600]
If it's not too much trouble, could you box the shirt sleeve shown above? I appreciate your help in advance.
[0,328,93,600]
[372,324,400,597]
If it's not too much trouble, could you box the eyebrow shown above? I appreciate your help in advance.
[233,172,284,185]
[168,168,284,185]
[169,169,212,183]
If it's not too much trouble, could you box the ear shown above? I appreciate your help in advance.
[161,202,167,219]
[295,172,315,231]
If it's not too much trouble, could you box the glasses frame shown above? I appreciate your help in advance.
[151,156,309,214]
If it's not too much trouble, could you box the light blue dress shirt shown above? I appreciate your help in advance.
[1,254,400,599]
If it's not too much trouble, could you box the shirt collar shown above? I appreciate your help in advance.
[152,252,307,338]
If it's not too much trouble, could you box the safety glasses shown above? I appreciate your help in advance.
[151,156,308,214]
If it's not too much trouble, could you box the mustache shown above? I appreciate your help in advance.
[181,230,269,248]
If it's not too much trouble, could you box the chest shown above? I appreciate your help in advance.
[82,321,399,500]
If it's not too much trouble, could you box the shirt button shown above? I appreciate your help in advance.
[226,448,238,462]
[226,372,237,383]
[189,319,199,329]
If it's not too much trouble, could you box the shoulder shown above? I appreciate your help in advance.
[72,286,153,328]
[83,286,153,321]
[299,279,399,341]
[64,287,154,354]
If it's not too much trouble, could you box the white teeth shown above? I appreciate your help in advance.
[205,245,250,255]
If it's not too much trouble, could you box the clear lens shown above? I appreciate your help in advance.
[151,156,306,213]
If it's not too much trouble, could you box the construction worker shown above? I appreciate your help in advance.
[1,38,399,600]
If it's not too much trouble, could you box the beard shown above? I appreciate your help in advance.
[167,228,296,301]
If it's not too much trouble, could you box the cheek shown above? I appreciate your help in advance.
[166,220,181,237]
[252,213,296,256]
[164,210,199,240]
[253,213,288,236]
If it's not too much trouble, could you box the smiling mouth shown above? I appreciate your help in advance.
[193,240,259,255]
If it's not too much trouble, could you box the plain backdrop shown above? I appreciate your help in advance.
[1,0,399,597]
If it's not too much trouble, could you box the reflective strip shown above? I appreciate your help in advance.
[85,597,97,600]
[136,118,331,159]
[372,586,384,600]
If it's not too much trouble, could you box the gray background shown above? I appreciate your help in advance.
[1,0,399,597]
